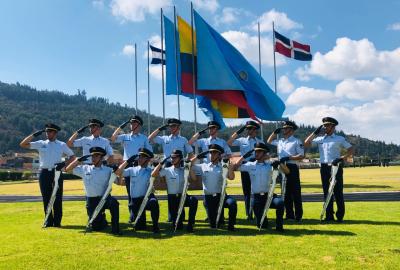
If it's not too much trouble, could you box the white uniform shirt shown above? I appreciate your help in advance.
[73,165,112,197]
[271,136,304,164]
[232,136,264,161]
[115,133,153,160]
[193,162,223,195]
[312,133,352,164]
[73,135,113,163]
[30,140,74,169]
[123,166,152,198]
[193,136,232,162]
[153,134,193,158]
[240,161,272,194]
[159,166,185,194]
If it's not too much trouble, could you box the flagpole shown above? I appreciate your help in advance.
[147,41,151,133]
[272,22,279,130]
[173,6,181,120]
[190,2,197,133]
[161,8,166,125]
[257,22,264,139]
[135,43,138,114]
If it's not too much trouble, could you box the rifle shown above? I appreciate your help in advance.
[132,175,155,229]
[174,161,190,232]
[320,164,340,221]
[42,170,62,228]
[216,159,229,228]
[259,168,279,231]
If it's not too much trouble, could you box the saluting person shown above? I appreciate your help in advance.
[190,144,237,231]
[116,148,160,233]
[20,123,75,227]
[152,150,198,232]
[227,120,263,220]
[111,115,152,220]
[66,147,121,235]
[67,119,113,164]
[304,117,353,222]
[228,143,284,231]
[267,120,304,221]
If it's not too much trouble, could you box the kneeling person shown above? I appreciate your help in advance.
[229,143,284,231]
[117,148,160,233]
[152,150,198,232]
[66,147,120,234]
[190,144,237,231]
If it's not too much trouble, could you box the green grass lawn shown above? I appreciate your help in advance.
[0,201,399,269]
[1,166,399,196]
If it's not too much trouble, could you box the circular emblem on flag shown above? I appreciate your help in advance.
[238,70,248,81]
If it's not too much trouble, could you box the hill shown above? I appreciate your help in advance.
[0,81,399,160]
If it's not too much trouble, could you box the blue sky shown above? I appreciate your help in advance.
[1,0,400,144]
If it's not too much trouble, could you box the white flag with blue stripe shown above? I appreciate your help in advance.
[150,45,166,65]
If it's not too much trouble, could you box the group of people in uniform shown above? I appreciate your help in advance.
[19,115,353,235]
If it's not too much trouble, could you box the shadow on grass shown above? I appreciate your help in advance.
[302,184,393,189]
[284,218,400,226]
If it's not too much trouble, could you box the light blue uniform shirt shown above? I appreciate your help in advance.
[73,165,112,197]
[193,162,223,195]
[312,133,352,164]
[240,161,272,194]
[30,140,74,169]
[153,134,193,158]
[232,136,264,161]
[73,135,113,163]
[159,166,185,194]
[271,136,304,164]
[123,166,152,198]
[115,133,153,160]
[193,136,232,162]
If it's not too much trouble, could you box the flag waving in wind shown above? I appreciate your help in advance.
[274,30,312,61]
[150,45,166,65]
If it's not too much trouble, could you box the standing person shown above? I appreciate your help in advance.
[190,144,237,231]
[151,150,198,232]
[148,118,194,160]
[65,147,121,235]
[188,121,232,162]
[20,123,75,227]
[267,120,304,221]
[227,120,263,220]
[111,115,152,221]
[116,148,160,233]
[304,117,353,222]
[67,119,113,164]
[228,143,284,231]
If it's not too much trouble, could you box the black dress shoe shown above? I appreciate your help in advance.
[227,225,235,231]
[186,224,194,233]
[276,225,284,232]
[152,226,160,234]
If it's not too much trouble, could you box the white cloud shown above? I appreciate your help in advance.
[221,30,285,67]
[252,9,302,32]
[277,75,294,93]
[335,78,392,101]
[215,7,248,25]
[122,44,135,57]
[191,0,219,13]
[110,0,171,22]
[387,22,400,31]
[302,37,400,80]
[143,34,162,58]
[149,64,165,81]
[295,67,311,81]
[286,86,339,106]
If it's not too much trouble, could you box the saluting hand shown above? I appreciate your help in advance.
[196,151,209,160]
[198,127,209,136]
[127,154,138,164]
[235,126,246,135]
[160,156,170,165]
[77,125,89,134]
[313,125,323,135]
[243,149,254,159]
[158,124,169,132]
[78,154,92,162]
[273,128,282,135]
[32,129,45,137]
[119,120,130,129]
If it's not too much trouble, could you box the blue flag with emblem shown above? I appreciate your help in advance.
[194,10,285,121]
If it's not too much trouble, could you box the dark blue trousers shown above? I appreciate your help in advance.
[39,169,63,227]
[252,193,284,228]
[86,195,120,232]
[167,194,198,227]
[204,194,237,228]
[240,171,252,217]
[130,193,159,229]
[284,163,303,220]
[320,164,345,220]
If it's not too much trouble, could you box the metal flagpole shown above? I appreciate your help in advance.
[173,6,181,120]
[135,43,138,114]
[190,2,197,133]
[161,8,166,125]
[257,22,264,138]
[147,41,151,133]
[272,21,279,130]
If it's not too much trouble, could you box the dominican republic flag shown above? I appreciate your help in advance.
[274,31,312,61]
[150,45,166,65]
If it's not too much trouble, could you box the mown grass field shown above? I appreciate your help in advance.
[0,201,399,269]
[1,166,399,196]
